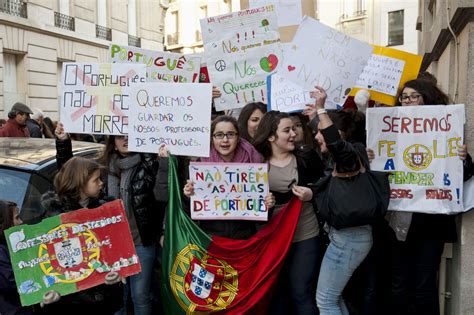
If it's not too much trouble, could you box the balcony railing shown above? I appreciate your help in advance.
[128,34,141,47]
[96,25,112,41]
[340,10,367,21]
[167,33,179,46]
[0,0,27,18]
[195,30,202,42]
[54,12,75,31]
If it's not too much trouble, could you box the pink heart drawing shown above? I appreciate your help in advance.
[288,65,296,72]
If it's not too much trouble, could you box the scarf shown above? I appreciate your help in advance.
[201,138,262,163]
[107,153,141,208]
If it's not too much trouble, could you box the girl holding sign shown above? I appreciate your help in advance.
[183,115,275,239]
[385,78,473,315]
[98,135,169,315]
[253,111,325,315]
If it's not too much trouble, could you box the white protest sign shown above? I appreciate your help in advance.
[60,63,146,135]
[366,105,465,214]
[200,5,282,111]
[355,54,405,96]
[268,73,311,112]
[249,0,302,27]
[189,162,269,220]
[128,83,212,157]
[463,177,474,211]
[108,44,201,83]
[279,17,373,109]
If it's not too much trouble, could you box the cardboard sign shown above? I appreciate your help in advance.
[279,16,373,109]
[128,83,212,157]
[60,63,146,135]
[189,162,269,220]
[351,45,423,105]
[4,200,140,306]
[108,44,201,83]
[366,105,465,214]
[200,5,282,111]
[267,73,311,112]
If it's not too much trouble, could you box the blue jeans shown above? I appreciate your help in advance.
[116,244,156,315]
[316,225,373,315]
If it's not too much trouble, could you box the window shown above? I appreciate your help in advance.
[128,0,137,36]
[341,0,365,19]
[388,10,404,46]
[167,11,179,45]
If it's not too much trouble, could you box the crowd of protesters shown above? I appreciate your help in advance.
[1,73,473,315]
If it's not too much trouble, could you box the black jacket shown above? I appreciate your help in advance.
[39,192,123,315]
[120,153,168,245]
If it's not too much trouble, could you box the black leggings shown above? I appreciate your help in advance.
[270,236,320,315]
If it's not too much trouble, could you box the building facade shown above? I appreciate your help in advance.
[417,1,474,314]
[164,0,239,53]
[317,0,418,54]
[0,0,167,119]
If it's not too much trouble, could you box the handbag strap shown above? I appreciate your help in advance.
[332,158,366,178]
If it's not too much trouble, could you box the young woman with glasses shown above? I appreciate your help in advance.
[385,78,473,314]
[183,115,275,239]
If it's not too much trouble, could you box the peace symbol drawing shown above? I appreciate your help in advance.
[215,60,226,72]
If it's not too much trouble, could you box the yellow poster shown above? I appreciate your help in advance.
[351,45,423,106]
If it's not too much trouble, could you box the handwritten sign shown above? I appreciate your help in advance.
[5,200,140,306]
[355,55,404,96]
[267,73,311,112]
[60,63,146,135]
[108,44,201,83]
[279,16,373,109]
[128,83,212,157]
[189,162,269,220]
[200,5,282,111]
[351,45,423,105]
[366,105,465,213]
[249,0,302,27]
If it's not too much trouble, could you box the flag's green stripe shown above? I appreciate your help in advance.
[162,156,212,314]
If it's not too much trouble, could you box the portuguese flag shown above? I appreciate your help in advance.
[162,157,303,314]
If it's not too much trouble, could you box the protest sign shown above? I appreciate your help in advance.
[4,200,140,306]
[60,63,146,135]
[279,16,373,109]
[267,73,311,112]
[352,45,423,105]
[463,177,474,211]
[366,105,465,214]
[108,44,201,83]
[189,162,269,220]
[248,0,302,27]
[128,83,212,157]
[200,5,282,111]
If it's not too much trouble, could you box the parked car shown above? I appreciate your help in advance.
[0,138,104,224]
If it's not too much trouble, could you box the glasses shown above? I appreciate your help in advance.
[213,132,238,140]
[399,94,422,103]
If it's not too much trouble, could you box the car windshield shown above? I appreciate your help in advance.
[0,168,52,224]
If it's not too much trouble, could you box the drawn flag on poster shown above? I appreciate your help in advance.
[279,16,373,109]
[5,200,140,306]
[366,105,465,214]
[200,5,282,111]
[60,63,146,135]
